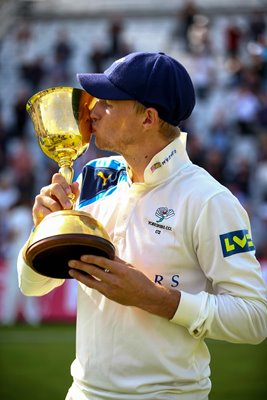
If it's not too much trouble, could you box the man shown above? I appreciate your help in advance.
[18,52,267,400]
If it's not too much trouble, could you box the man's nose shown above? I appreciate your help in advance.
[90,100,100,120]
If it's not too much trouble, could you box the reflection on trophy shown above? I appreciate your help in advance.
[25,87,115,279]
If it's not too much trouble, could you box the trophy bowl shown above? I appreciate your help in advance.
[25,87,115,279]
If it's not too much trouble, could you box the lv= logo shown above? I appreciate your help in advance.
[220,229,255,257]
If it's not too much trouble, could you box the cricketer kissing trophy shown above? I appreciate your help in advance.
[25,87,115,279]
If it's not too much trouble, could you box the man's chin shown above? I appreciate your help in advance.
[95,137,113,152]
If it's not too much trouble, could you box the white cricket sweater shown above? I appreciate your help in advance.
[18,134,267,400]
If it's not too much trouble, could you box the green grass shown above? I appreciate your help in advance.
[208,339,267,400]
[0,324,75,400]
[0,324,266,400]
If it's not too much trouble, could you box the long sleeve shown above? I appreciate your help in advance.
[17,247,65,296]
[171,191,267,344]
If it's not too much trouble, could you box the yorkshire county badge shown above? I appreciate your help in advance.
[219,229,255,257]
[155,207,175,223]
[147,207,175,234]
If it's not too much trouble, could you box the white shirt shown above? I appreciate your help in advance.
[18,134,267,400]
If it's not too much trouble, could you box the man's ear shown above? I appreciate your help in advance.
[142,107,159,129]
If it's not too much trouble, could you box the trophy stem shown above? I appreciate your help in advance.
[58,157,75,206]
[58,157,74,184]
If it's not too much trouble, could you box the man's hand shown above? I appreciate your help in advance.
[68,255,181,320]
[32,173,80,226]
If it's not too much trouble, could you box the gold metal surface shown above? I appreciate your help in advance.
[25,87,115,278]
[27,86,94,186]
[30,210,112,243]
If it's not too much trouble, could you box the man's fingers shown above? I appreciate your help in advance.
[69,258,108,274]
[51,172,71,187]
[51,173,80,205]
[68,260,112,289]
[40,182,72,209]
[68,268,109,296]
[32,197,62,226]
[32,173,81,227]
[71,181,80,199]
[80,255,110,269]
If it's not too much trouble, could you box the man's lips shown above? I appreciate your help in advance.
[91,123,96,134]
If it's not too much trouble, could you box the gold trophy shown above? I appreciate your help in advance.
[25,87,115,279]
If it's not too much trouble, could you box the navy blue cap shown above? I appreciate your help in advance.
[77,51,195,126]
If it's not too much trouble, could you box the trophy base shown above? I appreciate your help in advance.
[26,233,115,279]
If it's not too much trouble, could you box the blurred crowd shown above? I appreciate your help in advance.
[0,2,267,323]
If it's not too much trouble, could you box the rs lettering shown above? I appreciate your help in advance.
[171,275,180,287]
[155,275,164,285]
[154,274,180,287]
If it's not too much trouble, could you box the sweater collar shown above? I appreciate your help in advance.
[142,132,191,186]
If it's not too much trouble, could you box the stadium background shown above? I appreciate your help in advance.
[0,1,266,399]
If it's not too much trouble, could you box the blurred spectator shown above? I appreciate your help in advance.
[240,66,262,93]
[201,148,227,185]
[225,157,252,199]
[15,22,35,67]
[208,110,231,154]
[0,170,19,212]
[223,54,244,87]
[248,11,266,42]
[49,30,74,84]
[15,23,32,43]
[0,170,19,259]
[0,103,8,171]
[257,240,267,286]
[10,87,30,139]
[88,43,107,73]
[7,137,37,199]
[15,23,45,90]
[53,30,73,66]
[190,48,216,100]
[231,84,261,136]
[225,20,243,57]
[174,1,198,50]
[257,91,267,129]
[254,133,267,204]
[247,39,267,88]
[186,133,206,166]
[87,18,132,74]
[0,210,8,260]
[187,14,211,55]
[107,17,129,59]
[1,193,40,325]
[19,56,45,91]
